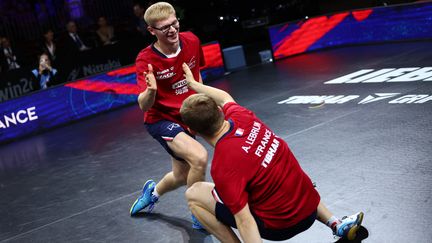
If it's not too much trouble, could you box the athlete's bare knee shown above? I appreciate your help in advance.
[189,151,208,171]
[185,182,203,202]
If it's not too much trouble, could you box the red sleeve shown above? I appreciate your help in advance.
[188,31,205,68]
[223,102,255,120]
[199,45,205,68]
[135,53,149,91]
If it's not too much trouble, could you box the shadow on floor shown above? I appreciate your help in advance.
[335,226,369,243]
[133,212,211,243]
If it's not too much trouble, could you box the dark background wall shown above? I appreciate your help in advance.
[0,0,417,80]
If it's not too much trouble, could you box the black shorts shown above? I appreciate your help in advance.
[144,120,194,161]
[215,202,317,241]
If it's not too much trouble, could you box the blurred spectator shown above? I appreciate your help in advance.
[0,37,21,72]
[64,21,91,52]
[41,29,57,63]
[0,37,2,73]
[96,16,116,45]
[31,53,57,90]
[133,1,154,46]
[133,3,147,36]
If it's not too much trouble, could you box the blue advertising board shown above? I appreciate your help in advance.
[0,42,225,144]
[268,2,432,60]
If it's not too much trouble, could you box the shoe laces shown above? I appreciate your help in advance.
[334,215,356,238]
[144,196,157,212]
[151,194,159,203]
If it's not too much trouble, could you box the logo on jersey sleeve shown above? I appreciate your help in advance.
[187,56,197,69]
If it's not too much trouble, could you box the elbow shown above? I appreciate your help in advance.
[137,100,150,112]
[137,99,147,112]
[137,92,151,111]
[237,217,252,230]
[138,103,146,111]
[221,96,235,107]
[137,96,144,111]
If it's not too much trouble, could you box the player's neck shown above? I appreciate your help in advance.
[154,40,179,56]
[205,120,231,147]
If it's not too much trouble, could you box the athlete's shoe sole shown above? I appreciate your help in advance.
[345,212,364,240]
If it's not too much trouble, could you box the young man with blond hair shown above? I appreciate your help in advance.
[129,2,207,229]
[179,63,364,242]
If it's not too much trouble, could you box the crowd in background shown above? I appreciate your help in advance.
[0,0,417,92]
[0,0,158,91]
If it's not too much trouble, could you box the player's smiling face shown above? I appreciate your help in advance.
[150,14,179,45]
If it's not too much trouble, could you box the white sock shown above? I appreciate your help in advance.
[152,187,160,199]
[326,216,341,230]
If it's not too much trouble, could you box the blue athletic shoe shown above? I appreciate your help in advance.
[130,180,158,216]
[334,212,364,240]
[191,214,205,230]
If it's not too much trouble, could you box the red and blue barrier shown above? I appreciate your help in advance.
[0,42,224,143]
[269,2,432,60]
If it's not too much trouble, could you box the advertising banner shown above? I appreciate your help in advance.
[0,41,225,144]
[268,2,432,60]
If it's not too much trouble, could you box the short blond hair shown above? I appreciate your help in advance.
[144,2,176,26]
[180,94,224,137]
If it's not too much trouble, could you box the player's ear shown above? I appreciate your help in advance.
[147,26,156,36]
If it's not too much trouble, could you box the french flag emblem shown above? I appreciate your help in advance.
[235,128,244,136]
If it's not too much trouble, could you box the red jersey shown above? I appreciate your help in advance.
[136,32,205,126]
[211,102,320,229]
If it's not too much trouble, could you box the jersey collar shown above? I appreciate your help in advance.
[216,119,234,145]
[151,39,183,59]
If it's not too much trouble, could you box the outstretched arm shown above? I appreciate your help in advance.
[182,63,234,107]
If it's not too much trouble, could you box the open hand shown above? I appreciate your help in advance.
[182,63,196,86]
[144,64,157,91]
